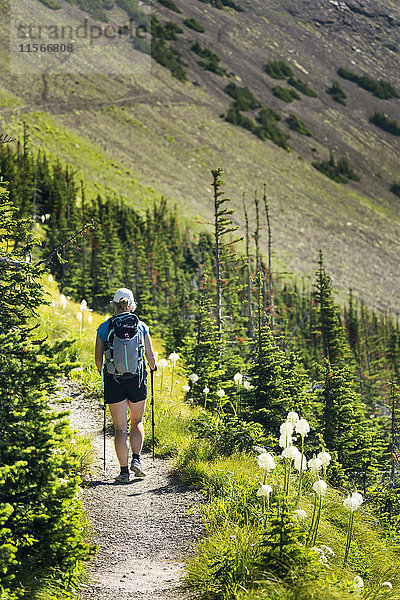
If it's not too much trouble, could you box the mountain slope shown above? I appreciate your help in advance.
[1,0,400,311]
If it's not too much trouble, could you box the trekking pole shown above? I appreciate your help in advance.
[151,368,155,461]
[103,401,106,472]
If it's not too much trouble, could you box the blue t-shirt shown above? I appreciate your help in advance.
[97,316,149,343]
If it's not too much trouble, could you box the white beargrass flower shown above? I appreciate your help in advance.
[48,274,53,282]
[182,385,190,393]
[80,299,87,312]
[257,484,273,497]
[382,582,393,589]
[243,381,253,391]
[216,389,225,398]
[353,576,364,590]
[51,299,56,308]
[76,311,83,322]
[282,445,301,461]
[308,455,323,473]
[59,294,67,310]
[234,373,243,385]
[279,433,293,448]
[320,544,335,557]
[87,313,93,325]
[280,421,294,436]
[287,411,299,425]
[294,509,307,522]
[317,450,332,467]
[294,455,308,472]
[158,358,168,370]
[257,452,276,472]
[312,480,327,497]
[311,547,328,564]
[343,492,363,512]
[189,373,199,383]
[203,387,209,394]
[295,418,310,438]
[168,352,180,365]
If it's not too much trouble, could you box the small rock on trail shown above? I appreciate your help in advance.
[57,379,203,600]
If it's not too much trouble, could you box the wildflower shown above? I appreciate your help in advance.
[158,358,168,370]
[76,312,83,322]
[59,294,68,310]
[343,492,363,512]
[280,421,294,436]
[382,582,393,589]
[87,313,93,325]
[182,385,190,393]
[311,547,328,564]
[308,455,323,473]
[294,509,307,522]
[70,439,76,445]
[353,576,364,590]
[279,433,292,448]
[317,450,331,467]
[287,411,299,425]
[320,544,335,557]
[233,373,243,385]
[243,381,253,391]
[168,352,180,365]
[295,418,310,438]
[189,373,199,383]
[257,452,276,472]
[282,445,301,461]
[48,274,53,282]
[203,387,209,394]
[257,484,273,497]
[294,455,308,472]
[80,299,87,311]
[312,480,327,497]
[58,478,68,485]
[51,299,56,308]
[216,389,225,398]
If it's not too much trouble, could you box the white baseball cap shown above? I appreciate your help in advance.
[112,288,135,305]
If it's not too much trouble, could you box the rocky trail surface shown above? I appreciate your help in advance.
[57,379,203,600]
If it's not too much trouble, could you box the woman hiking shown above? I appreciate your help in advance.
[95,288,157,482]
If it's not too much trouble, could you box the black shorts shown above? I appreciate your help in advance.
[104,372,147,405]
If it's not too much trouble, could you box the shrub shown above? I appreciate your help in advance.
[370,112,400,136]
[184,17,206,32]
[288,76,318,97]
[151,39,188,81]
[191,42,229,76]
[158,0,182,12]
[312,150,360,183]
[191,41,219,62]
[327,80,347,105]
[197,0,243,11]
[390,183,400,198]
[38,0,61,8]
[273,86,300,103]
[225,105,255,131]
[151,16,183,40]
[264,60,294,79]
[255,108,290,150]
[286,114,312,136]
[338,67,399,99]
[224,82,260,111]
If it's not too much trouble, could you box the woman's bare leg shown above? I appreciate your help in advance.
[108,400,129,466]
[128,399,146,455]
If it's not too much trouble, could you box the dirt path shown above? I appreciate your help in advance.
[57,379,203,600]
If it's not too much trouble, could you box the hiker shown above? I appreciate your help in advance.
[95,288,157,482]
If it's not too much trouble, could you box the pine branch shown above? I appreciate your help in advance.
[0,131,15,144]
[35,220,94,266]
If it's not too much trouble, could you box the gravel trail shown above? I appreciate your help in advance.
[57,379,203,600]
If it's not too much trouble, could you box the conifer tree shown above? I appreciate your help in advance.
[0,183,92,597]
[245,274,310,431]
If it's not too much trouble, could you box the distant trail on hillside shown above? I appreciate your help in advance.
[57,379,202,600]
[0,89,211,117]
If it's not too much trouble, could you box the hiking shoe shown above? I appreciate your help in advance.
[130,458,146,477]
[115,471,130,483]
